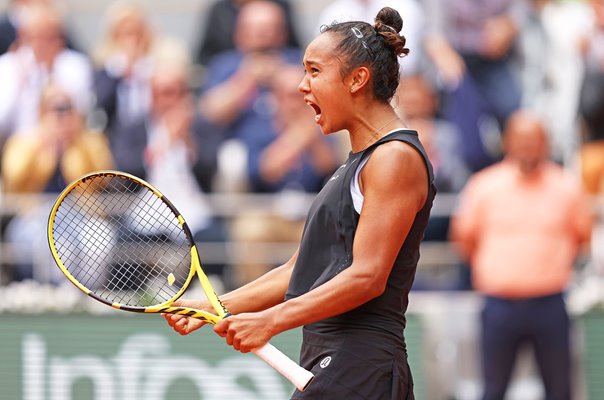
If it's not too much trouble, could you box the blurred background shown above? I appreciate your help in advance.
[0,0,603,399]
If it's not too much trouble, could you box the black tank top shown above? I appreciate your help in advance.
[285,130,436,339]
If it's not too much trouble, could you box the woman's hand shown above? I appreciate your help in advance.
[213,310,276,353]
[162,299,214,335]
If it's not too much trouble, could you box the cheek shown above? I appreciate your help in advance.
[315,79,345,106]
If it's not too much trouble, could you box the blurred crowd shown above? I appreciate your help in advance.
[0,0,603,293]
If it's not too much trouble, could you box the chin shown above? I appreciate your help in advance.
[316,121,331,135]
[320,120,345,136]
[320,126,335,135]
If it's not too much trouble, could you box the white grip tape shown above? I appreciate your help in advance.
[253,343,314,391]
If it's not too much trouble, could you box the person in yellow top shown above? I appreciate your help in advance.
[2,82,113,193]
[2,82,113,282]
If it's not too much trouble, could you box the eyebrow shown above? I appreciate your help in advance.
[303,58,321,68]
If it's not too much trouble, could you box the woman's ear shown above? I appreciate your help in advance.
[348,66,371,93]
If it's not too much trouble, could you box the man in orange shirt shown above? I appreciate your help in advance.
[451,110,592,400]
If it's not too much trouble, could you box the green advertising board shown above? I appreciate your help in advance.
[0,313,303,400]
[581,311,604,400]
[0,313,425,400]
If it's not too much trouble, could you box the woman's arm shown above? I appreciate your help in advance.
[164,248,299,335]
[215,141,429,352]
[222,249,298,314]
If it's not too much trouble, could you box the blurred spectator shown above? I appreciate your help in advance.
[109,45,229,286]
[395,74,469,244]
[578,31,604,202]
[315,0,425,76]
[198,0,307,192]
[422,0,527,172]
[578,140,604,197]
[517,0,550,112]
[577,0,604,280]
[92,1,183,139]
[0,0,80,55]
[579,0,604,144]
[0,0,38,54]
[519,0,592,165]
[577,134,604,280]
[0,2,93,142]
[1,82,113,282]
[193,0,301,67]
[451,110,592,400]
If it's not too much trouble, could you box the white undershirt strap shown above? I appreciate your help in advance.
[350,130,399,214]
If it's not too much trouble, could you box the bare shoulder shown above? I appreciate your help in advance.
[361,140,429,210]
[365,139,428,178]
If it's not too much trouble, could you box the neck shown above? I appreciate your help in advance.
[348,108,404,153]
[507,158,545,180]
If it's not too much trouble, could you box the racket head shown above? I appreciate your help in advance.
[47,170,221,320]
[48,172,314,391]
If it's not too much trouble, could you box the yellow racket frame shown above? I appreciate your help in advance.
[47,170,227,324]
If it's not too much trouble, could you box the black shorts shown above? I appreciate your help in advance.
[290,327,414,400]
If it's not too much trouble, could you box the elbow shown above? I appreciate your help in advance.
[353,270,389,301]
[346,258,393,301]
[366,283,387,300]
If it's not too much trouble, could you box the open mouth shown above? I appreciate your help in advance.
[306,100,321,122]
[306,100,322,122]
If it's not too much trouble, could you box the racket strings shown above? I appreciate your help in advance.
[54,200,115,290]
[57,180,125,287]
[51,174,192,307]
[98,177,187,303]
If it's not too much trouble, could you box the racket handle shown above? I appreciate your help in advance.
[252,342,314,392]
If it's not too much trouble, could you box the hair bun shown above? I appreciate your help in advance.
[375,7,403,33]
[374,7,408,57]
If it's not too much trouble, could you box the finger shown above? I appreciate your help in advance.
[225,329,235,346]
[162,313,176,327]
[214,319,228,338]
[175,317,188,330]
[165,313,185,327]
[164,312,184,322]
[176,318,196,335]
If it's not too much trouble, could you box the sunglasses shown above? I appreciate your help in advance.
[49,102,74,115]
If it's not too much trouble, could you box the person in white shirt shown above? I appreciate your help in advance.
[0,3,92,140]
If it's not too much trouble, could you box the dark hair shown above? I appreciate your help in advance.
[320,7,409,102]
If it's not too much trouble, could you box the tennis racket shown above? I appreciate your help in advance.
[47,170,314,391]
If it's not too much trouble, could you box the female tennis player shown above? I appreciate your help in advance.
[165,7,436,399]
